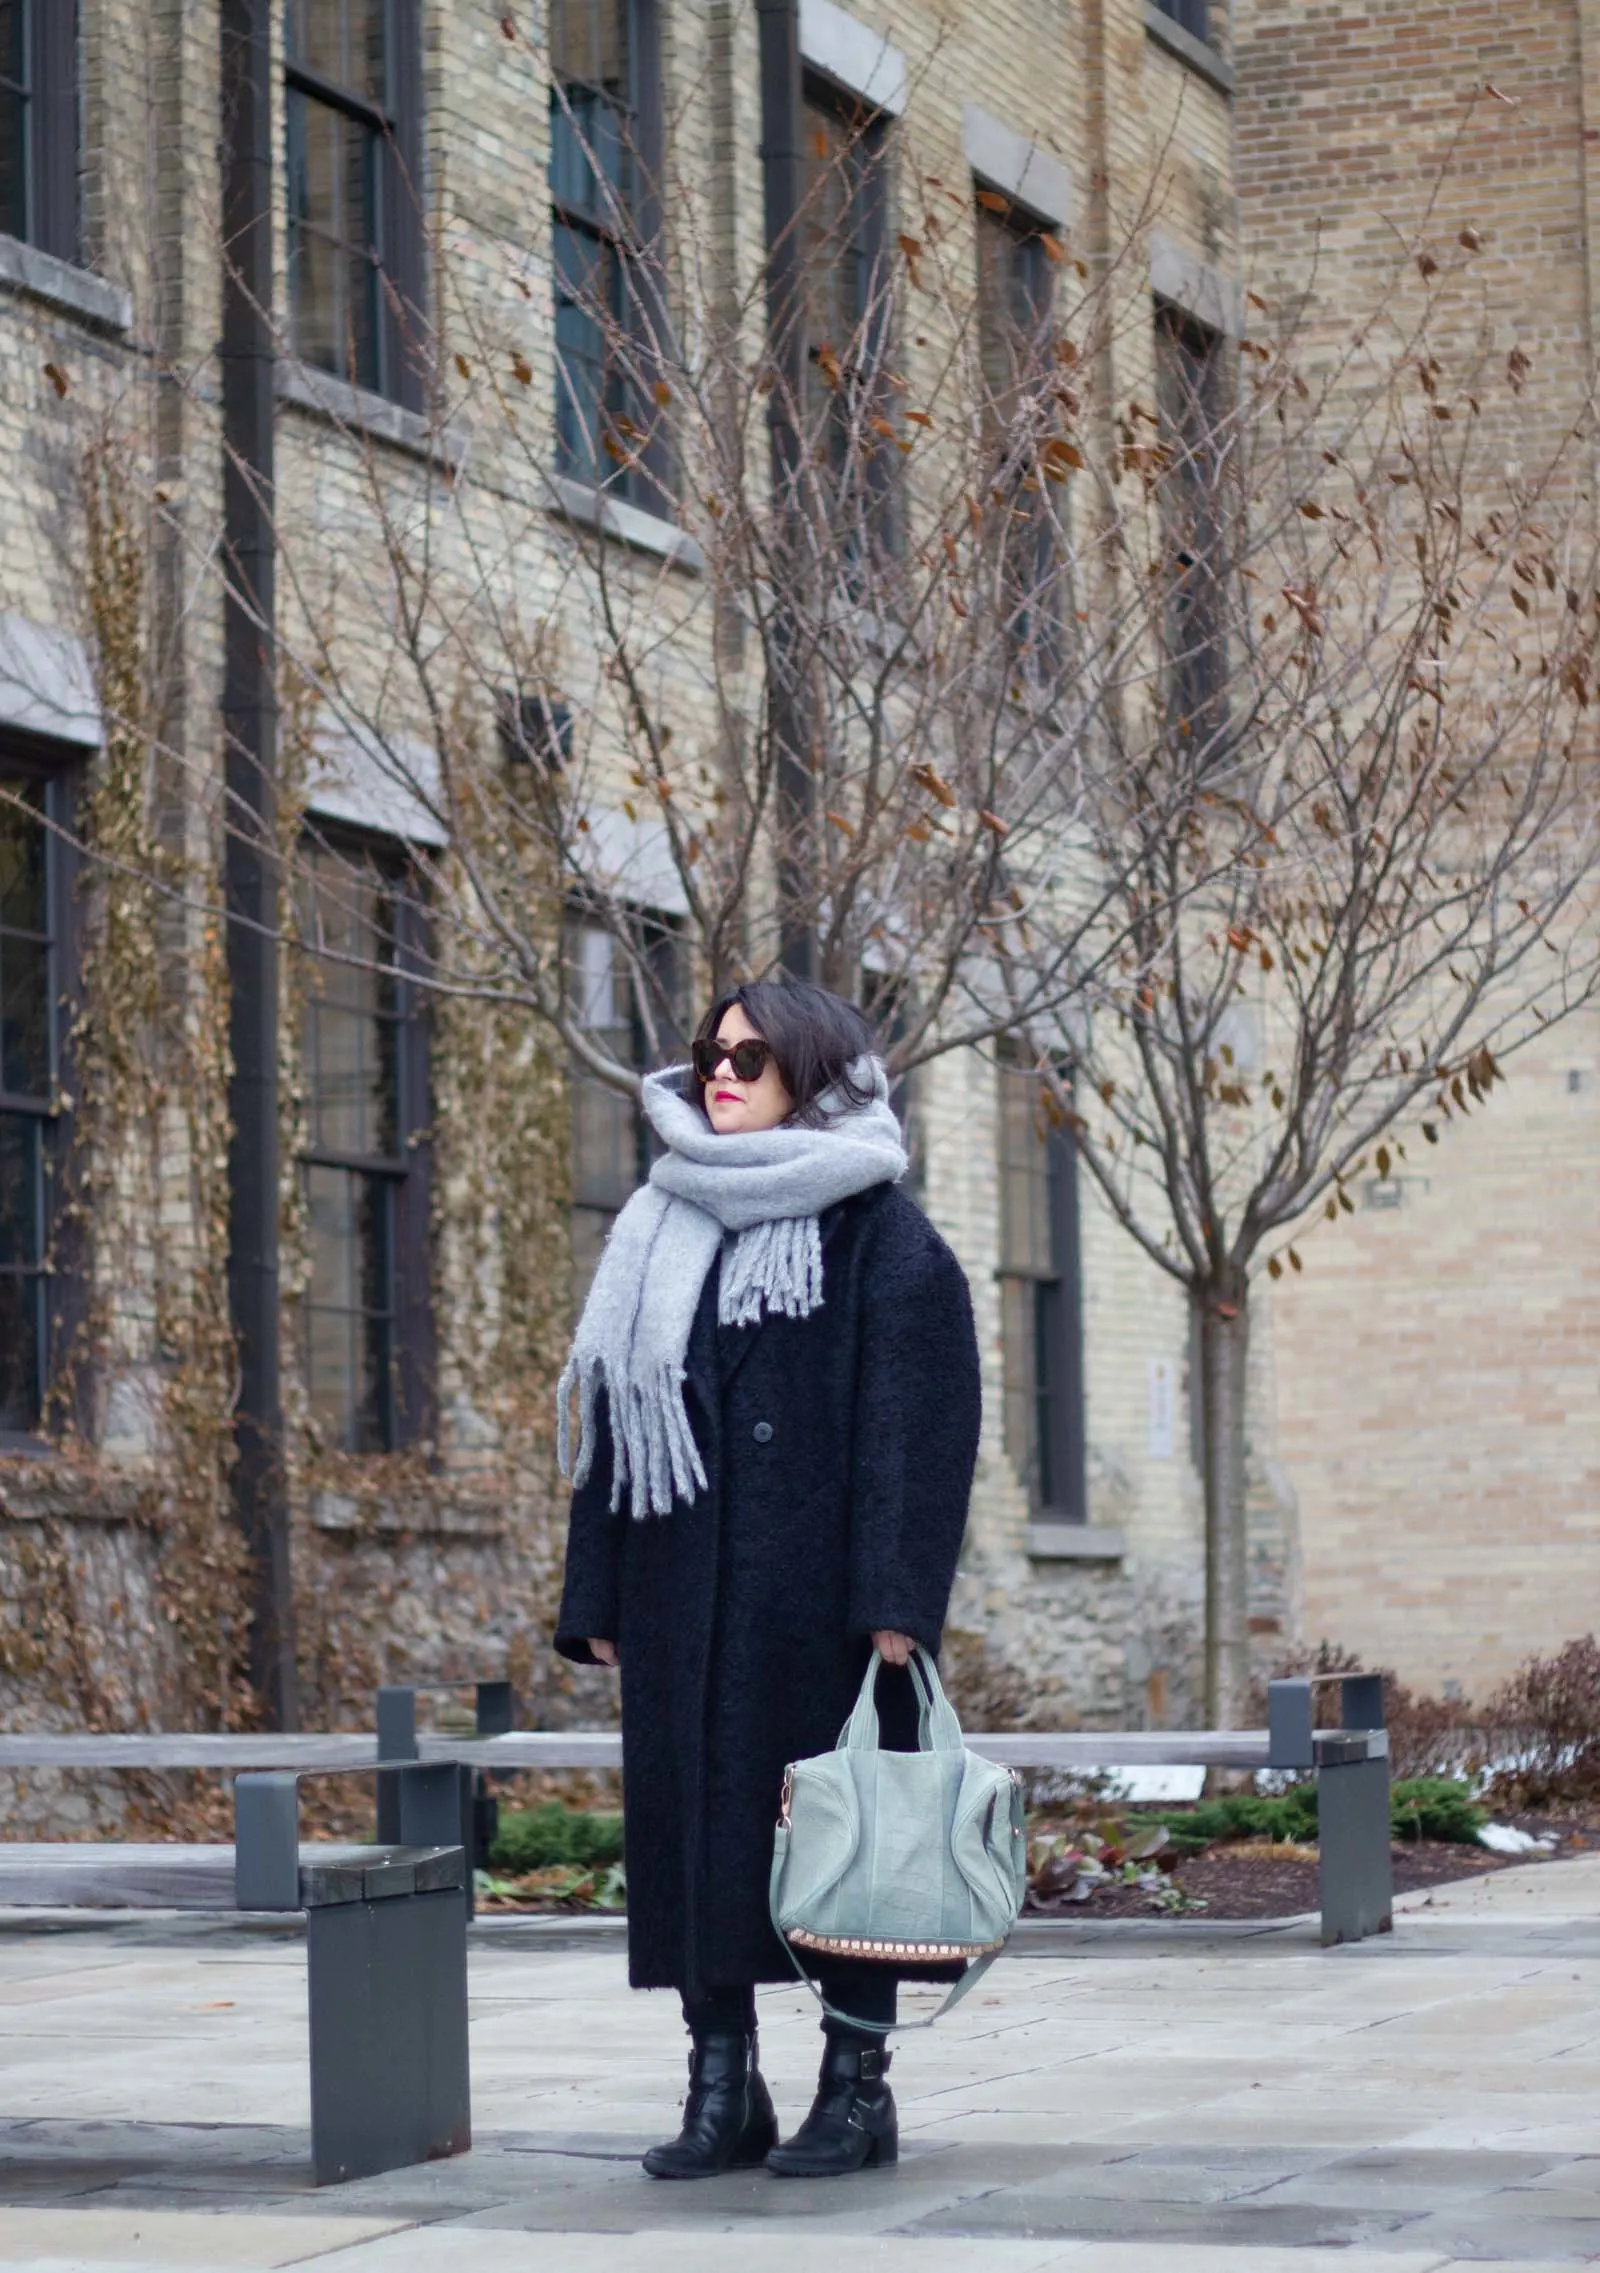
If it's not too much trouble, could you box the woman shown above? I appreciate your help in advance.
[554,979,981,2180]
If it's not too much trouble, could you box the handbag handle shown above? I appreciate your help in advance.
[841,1642,964,1756]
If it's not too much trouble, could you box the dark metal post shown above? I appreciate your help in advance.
[220,0,296,1725]
[755,0,816,981]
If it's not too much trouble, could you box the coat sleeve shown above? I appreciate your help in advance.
[846,1205,982,1653]
[553,1387,624,1665]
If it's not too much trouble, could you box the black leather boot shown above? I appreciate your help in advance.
[642,2030,779,2180]
[766,2037,897,2177]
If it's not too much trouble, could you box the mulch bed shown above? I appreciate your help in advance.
[1074,1838,1511,1922]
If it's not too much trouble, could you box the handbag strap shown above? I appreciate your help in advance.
[841,1643,964,1756]
[775,1929,1006,2034]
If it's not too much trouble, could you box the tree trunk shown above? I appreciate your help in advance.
[1197,1271,1251,1730]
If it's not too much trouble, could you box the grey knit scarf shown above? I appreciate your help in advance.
[558,1055,908,1518]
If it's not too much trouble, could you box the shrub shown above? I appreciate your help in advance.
[490,1802,624,1874]
[1484,1635,1600,1805]
[1389,1777,1486,1844]
[1151,1775,1483,1853]
[1251,1639,1481,1781]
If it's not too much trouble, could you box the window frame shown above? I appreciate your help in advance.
[296,824,434,1455]
[1154,294,1229,740]
[0,0,77,263]
[1151,0,1211,38]
[974,187,1061,673]
[0,730,86,1448]
[284,0,425,411]
[799,73,897,552]
[996,1057,1087,1524]
[548,0,668,514]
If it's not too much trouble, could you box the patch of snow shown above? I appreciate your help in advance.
[1102,1766,1207,1804]
[1478,1822,1558,1855]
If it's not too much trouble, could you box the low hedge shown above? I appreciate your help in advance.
[490,1801,624,1874]
[1150,1775,1484,1854]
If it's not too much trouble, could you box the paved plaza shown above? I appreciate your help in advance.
[0,1859,1596,2270]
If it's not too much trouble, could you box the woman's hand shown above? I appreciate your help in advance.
[872,1629,915,1666]
[589,1637,619,1668]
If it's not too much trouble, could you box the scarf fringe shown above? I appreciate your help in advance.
[717,1215,824,1328]
[560,1348,710,1519]
[557,1057,905,1519]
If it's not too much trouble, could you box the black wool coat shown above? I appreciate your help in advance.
[554,1181,981,1997]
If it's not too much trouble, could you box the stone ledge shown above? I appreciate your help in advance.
[277,361,464,468]
[0,235,132,333]
[0,1457,155,1527]
[1026,1522,1127,1562]
[546,471,705,573]
[308,1485,507,1540]
[1143,3,1236,97]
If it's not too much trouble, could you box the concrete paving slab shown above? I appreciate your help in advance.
[0,2208,408,2265]
[0,1855,1596,2265]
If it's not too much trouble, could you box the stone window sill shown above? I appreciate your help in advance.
[547,471,705,574]
[1026,1522,1127,1562]
[277,360,464,468]
[0,235,132,333]
[1143,4,1236,97]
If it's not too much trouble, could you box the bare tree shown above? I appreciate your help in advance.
[177,45,1209,1104]
[1000,227,1600,1725]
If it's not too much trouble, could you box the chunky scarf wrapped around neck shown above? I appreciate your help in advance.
[558,1056,907,1517]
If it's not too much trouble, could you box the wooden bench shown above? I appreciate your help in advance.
[377,1671,1395,1948]
[0,1759,472,2185]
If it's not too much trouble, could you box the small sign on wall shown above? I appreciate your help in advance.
[1148,1357,1176,1460]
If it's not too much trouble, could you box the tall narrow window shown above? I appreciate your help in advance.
[0,751,78,1439]
[549,0,662,508]
[799,84,892,538]
[1151,0,1211,37]
[298,836,430,1453]
[286,0,423,405]
[976,191,1057,667]
[0,0,77,261]
[1155,300,1227,737]
[997,1057,1085,1520]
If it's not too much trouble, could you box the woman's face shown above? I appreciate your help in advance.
[701,1001,794,1134]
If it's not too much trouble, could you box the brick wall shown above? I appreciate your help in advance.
[1234,0,1600,1700]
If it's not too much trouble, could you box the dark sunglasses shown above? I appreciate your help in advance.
[692,1035,773,1084]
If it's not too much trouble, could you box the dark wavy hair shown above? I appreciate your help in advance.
[692,980,875,1128]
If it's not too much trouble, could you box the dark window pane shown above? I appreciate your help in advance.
[287,88,380,391]
[305,1162,393,1451]
[0,1111,41,1433]
[0,1109,39,1266]
[0,936,48,1097]
[0,777,46,930]
[287,0,386,101]
[1154,0,1210,35]
[552,0,628,97]
[299,841,409,1453]
[0,1272,40,1432]
[299,847,400,1157]
[1155,306,1226,729]
[0,0,25,244]
[998,1069,1053,1277]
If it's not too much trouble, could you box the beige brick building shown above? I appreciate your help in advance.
[1233,0,1600,1700]
[0,0,1284,1785]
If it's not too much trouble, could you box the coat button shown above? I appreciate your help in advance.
[752,1421,774,1445]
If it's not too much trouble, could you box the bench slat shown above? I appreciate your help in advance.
[0,1841,463,1912]
[0,1735,378,1770]
[0,1727,1380,1773]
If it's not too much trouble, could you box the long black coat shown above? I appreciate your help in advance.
[554,1182,981,1997]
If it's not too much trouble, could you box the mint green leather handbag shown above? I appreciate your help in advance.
[769,1644,1027,2031]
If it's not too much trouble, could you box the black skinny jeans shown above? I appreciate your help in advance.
[683,1959,897,2047]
